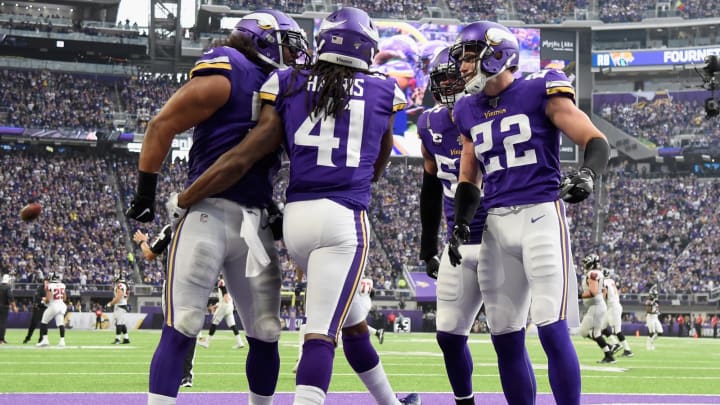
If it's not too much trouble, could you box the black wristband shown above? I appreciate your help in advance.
[454,182,481,227]
[136,171,158,199]
[419,170,443,260]
[267,200,282,216]
[581,137,610,178]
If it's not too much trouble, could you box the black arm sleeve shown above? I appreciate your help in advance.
[419,170,443,261]
[453,182,482,227]
[581,137,610,178]
[149,225,173,255]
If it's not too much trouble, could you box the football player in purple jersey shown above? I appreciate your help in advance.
[176,7,420,405]
[417,47,491,404]
[448,21,610,405]
[124,10,309,405]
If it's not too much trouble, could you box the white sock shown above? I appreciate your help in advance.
[298,324,306,358]
[294,385,326,405]
[248,392,273,405]
[356,362,399,405]
[148,392,177,405]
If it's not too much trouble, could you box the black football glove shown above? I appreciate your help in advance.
[126,171,158,222]
[126,195,155,222]
[559,168,595,204]
[266,202,284,241]
[448,222,470,267]
[425,255,440,279]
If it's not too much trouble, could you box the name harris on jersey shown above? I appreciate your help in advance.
[306,75,365,97]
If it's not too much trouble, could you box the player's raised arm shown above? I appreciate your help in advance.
[177,103,283,208]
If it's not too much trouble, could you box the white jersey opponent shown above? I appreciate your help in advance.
[113,280,130,326]
[211,277,236,327]
[114,281,129,307]
[42,281,68,325]
[602,276,622,334]
[579,269,606,339]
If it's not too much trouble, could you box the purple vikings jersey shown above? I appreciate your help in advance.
[259,68,406,210]
[186,46,280,208]
[453,69,575,209]
[417,105,486,244]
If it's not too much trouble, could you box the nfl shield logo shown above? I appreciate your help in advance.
[200,213,208,223]
[331,35,343,45]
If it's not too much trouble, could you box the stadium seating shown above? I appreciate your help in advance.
[593,91,720,148]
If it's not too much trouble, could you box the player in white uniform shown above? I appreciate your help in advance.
[578,254,615,363]
[107,275,131,344]
[645,285,663,350]
[197,275,245,349]
[601,268,633,357]
[36,273,67,347]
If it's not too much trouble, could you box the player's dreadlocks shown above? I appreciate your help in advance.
[307,61,360,118]
[284,61,368,119]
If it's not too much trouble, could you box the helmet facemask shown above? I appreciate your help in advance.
[430,62,465,108]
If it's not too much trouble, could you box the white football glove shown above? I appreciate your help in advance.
[165,192,187,230]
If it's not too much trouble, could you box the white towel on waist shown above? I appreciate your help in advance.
[240,208,271,278]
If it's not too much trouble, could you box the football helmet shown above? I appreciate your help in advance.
[449,21,519,94]
[603,268,611,278]
[429,47,466,108]
[419,40,448,70]
[50,273,61,282]
[649,284,658,299]
[114,275,126,284]
[232,9,309,68]
[581,253,600,270]
[316,7,379,70]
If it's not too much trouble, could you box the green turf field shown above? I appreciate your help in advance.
[1,329,719,395]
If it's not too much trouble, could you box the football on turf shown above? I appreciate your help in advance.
[20,202,42,221]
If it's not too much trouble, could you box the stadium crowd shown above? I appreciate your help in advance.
[594,91,720,148]
[206,0,720,22]
[0,145,719,303]
[0,69,183,132]
[0,149,130,289]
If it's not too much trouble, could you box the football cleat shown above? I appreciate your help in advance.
[122,339,131,344]
[36,340,49,347]
[376,329,385,345]
[398,393,422,404]
[23,337,30,344]
[610,344,622,354]
[597,354,615,364]
[622,350,634,357]
[113,338,121,344]
[232,343,245,349]
[180,377,193,388]
[57,339,66,348]
[197,340,209,349]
